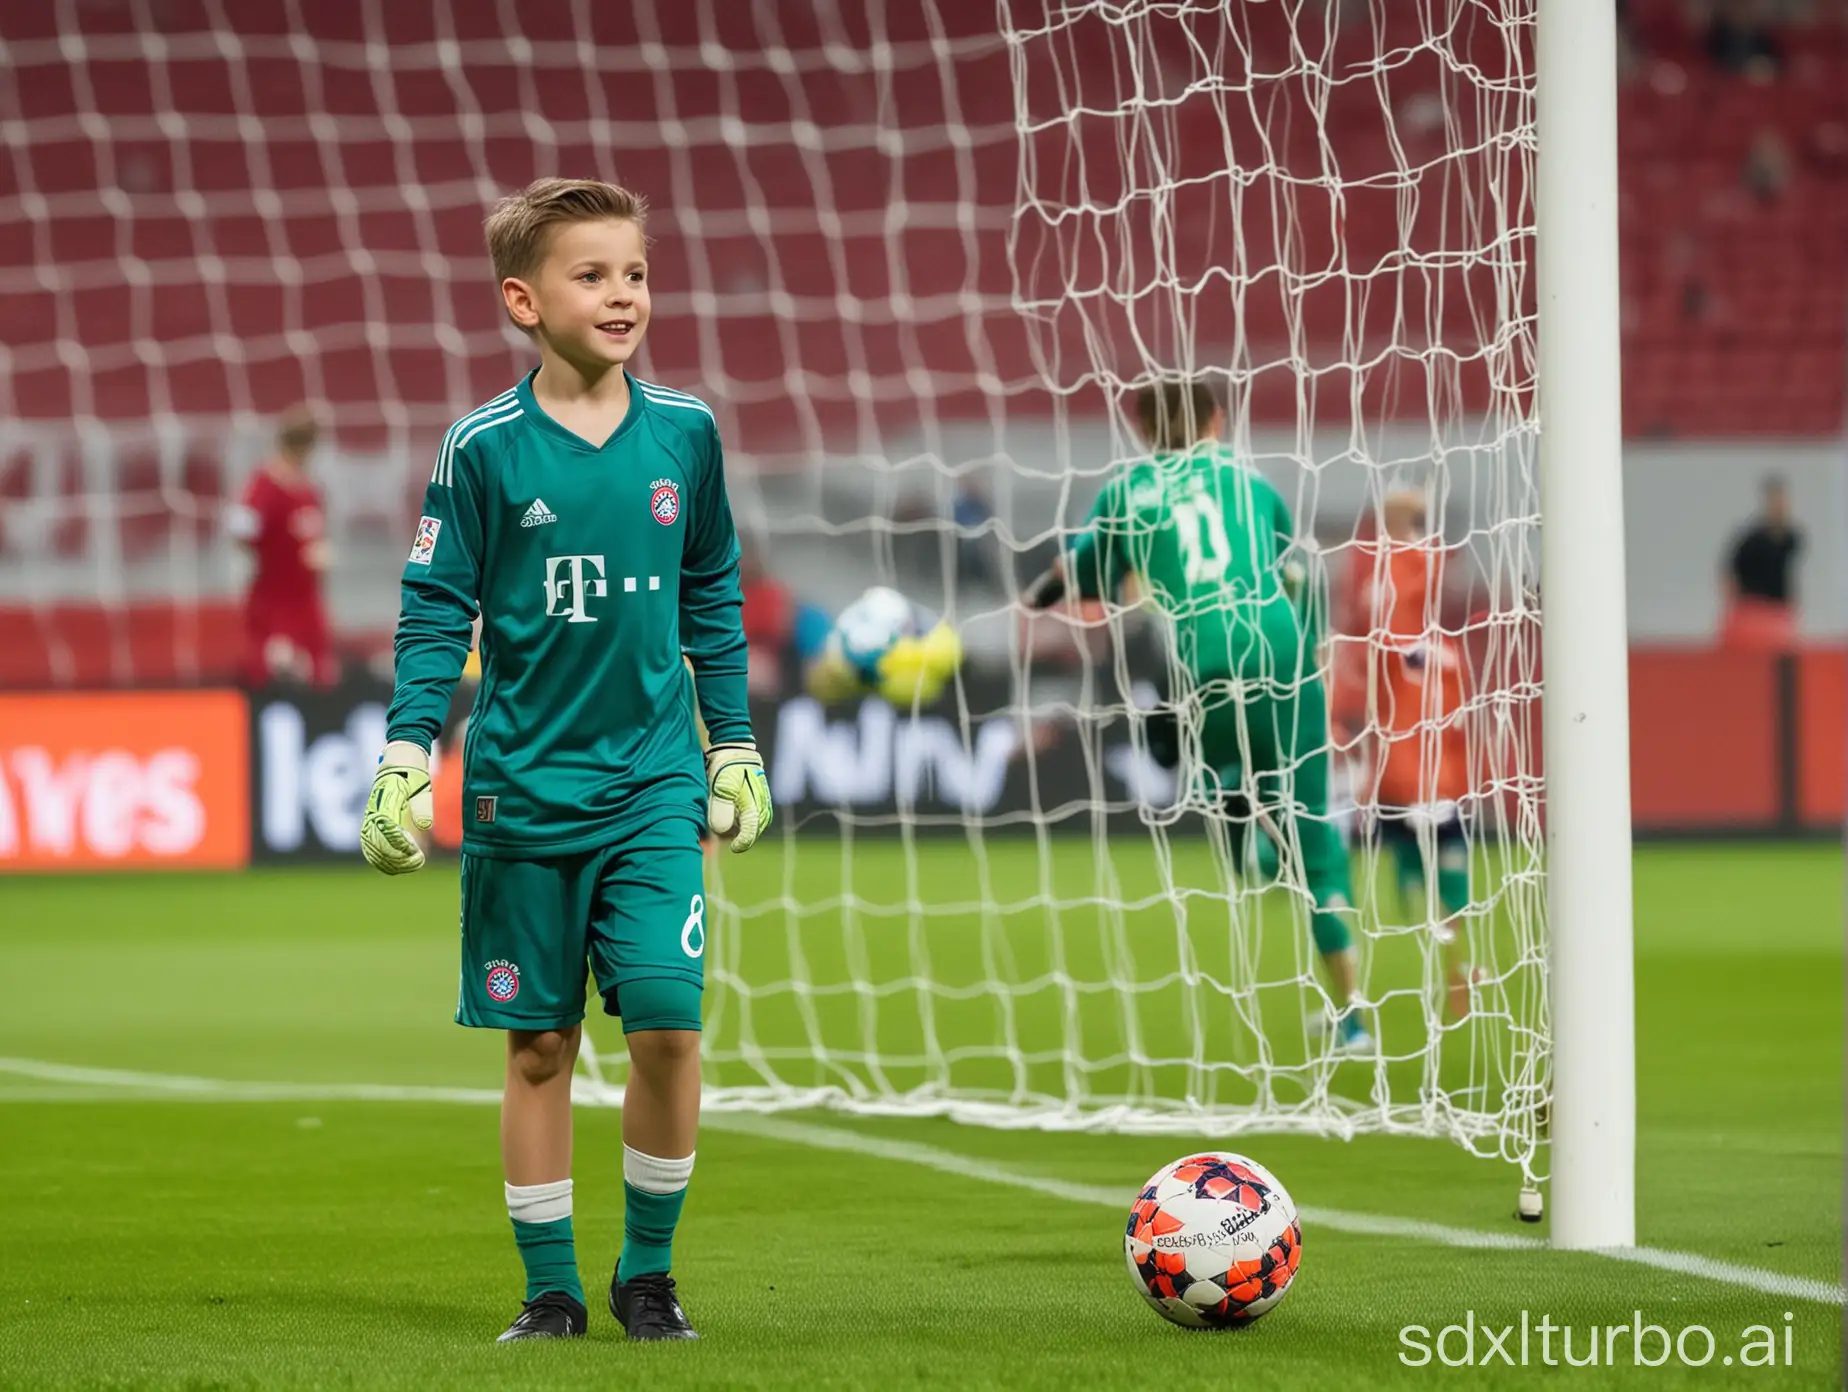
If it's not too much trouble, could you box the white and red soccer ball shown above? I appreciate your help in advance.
[1124,1152,1302,1329]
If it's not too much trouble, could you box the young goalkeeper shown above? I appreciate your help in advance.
[1025,379,1370,1054]
[358,178,772,1343]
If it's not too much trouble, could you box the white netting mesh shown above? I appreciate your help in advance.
[1,1,1548,1179]
[619,0,1545,1182]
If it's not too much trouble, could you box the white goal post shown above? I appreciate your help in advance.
[1535,0,1636,1249]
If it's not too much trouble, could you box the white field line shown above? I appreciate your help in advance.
[0,1058,503,1105]
[2,1056,1840,1308]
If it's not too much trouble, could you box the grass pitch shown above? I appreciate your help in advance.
[0,842,1839,1388]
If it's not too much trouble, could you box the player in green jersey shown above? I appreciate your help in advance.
[1025,379,1370,1055]
[358,179,772,1343]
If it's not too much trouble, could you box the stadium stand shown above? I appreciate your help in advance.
[0,0,1841,687]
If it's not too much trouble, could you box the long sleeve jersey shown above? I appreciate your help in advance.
[386,370,749,857]
[1066,442,1311,683]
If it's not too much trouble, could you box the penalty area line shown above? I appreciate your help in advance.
[1,1056,1839,1308]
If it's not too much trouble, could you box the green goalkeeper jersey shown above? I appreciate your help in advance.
[1066,442,1309,681]
[385,370,750,858]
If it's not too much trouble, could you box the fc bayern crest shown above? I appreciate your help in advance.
[484,960,521,1003]
[650,479,680,526]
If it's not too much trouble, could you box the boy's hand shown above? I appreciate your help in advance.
[705,742,772,853]
[361,741,434,875]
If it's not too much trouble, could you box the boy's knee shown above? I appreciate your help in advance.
[509,1026,580,1086]
[625,1027,701,1076]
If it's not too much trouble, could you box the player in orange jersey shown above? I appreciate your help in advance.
[1339,488,1478,1020]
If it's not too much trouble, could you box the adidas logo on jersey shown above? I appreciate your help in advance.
[520,498,558,528]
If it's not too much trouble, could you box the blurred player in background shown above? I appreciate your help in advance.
[738,537,795,695]
[1336,487,1477,1021]
[358,178,770,1345]
[225,406,336,687]
[1024,378,1371,1056]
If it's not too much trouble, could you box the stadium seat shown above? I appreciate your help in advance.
[0,0,1841,684]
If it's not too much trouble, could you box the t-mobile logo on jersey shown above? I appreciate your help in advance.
[543,553,607,623]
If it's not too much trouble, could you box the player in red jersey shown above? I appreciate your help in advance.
[1335,488,1479,1020]
[226,408,337,687]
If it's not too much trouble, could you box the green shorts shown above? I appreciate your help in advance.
[456,815,707,1033]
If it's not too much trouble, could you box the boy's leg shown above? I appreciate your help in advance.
[1207,673,1364,1040]
[1283,680,1364,1028]
[1433,814,1471,919]
[503,1025,581,1184]
[1376,814,1425,916]
[459,852,595,1331]
[504,1026,585,1311]
[590,816,708,1339]
[1282,765,1362,1012]
[619,1027,701,1281]
[1195,678,1257,876]
[1431,813,1474,1019]
[1382,809,1474,1019]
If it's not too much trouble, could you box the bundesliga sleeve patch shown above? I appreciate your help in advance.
[408,515,441,565]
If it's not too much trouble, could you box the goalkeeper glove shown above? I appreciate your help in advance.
[705,741,772,854]
[360,741,434,875]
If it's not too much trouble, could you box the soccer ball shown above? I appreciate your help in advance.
[834,586,923,678]
[807,586,962,707]
[1124,1152,1302,1329]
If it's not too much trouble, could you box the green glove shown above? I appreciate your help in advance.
[360,741,434,875]
[705,741,772,854]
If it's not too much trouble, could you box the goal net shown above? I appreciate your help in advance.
[3,1,1546,1181]
[590,0,1548,1185]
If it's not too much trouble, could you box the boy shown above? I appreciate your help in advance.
[1024,379,1370,1055]
[225,406,336,687]
[358,178,772,1343]
[1340,487,1477,1019]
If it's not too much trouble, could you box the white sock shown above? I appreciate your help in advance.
[623,1145,694,1195]
[506,1177,573,1224]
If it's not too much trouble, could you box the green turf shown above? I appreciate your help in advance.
[0,843,1839,1388]
[696,832,1546,1124]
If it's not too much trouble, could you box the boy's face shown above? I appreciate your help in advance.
[505,217,651,370]
[1383,492,1428,543]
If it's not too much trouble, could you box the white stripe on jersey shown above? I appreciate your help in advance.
[431,393,510,485]
[635,385,709,412]
[635,380,716,423]
[440,398,521,486]
[633,377,705,403]
[452,407,523,474]
[430,391,521,488]
[431,390,520,486]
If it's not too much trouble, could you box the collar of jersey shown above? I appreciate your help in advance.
[514,367,645,453]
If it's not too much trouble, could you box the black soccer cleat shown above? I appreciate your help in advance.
[496,1291,588,1342]
[611,1271,699,1341]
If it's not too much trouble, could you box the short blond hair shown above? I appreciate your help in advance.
[484,177,649,285]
